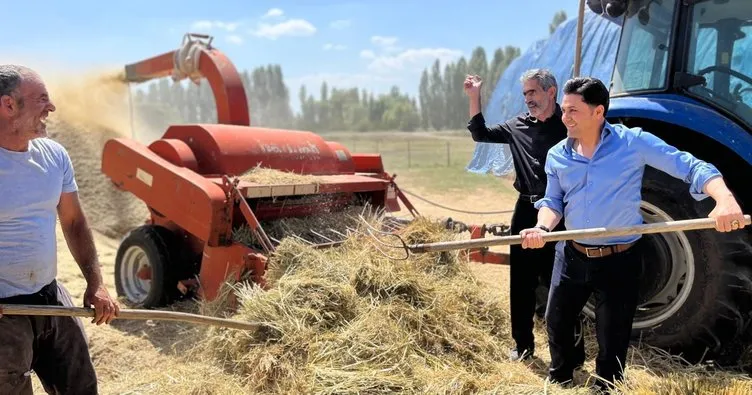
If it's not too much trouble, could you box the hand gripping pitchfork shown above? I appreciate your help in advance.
[365,215,752,259]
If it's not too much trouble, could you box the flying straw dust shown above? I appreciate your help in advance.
[45,70,149,238]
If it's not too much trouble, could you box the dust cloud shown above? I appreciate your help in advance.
[42,69,152,238]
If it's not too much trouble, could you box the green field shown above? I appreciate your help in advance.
[319,130,516,196]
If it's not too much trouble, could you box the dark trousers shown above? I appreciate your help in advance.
[545,239,643,389]
[510,195,585,360]
[0,280,98,395]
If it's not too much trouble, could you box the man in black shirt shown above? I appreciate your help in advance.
[464,69,585,364]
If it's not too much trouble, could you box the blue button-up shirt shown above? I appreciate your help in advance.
[534,121,722,246]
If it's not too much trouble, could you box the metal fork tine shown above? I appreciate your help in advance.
[291,234,315,245]
[327,228,347,238]
[310,229,335,243]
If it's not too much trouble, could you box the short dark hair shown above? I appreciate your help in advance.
[563,77,610,114]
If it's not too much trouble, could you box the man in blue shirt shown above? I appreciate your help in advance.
[519,77,746,391]
[464,69,585,364]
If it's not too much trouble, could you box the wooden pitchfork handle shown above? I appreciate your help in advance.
[407,215,752,253]
[0,304,258,331]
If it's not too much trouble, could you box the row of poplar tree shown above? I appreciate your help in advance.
[132,11,567,134]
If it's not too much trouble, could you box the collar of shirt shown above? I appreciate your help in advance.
[524,103,563,124]
[563,121,615,159]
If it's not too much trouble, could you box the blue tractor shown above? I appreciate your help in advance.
[582,0,752,364]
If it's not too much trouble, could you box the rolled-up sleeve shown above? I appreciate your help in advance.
[633,129,722,200]
[534,154,564,215]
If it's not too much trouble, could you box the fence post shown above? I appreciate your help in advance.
[407,140,411,168]
[446,141,450,167]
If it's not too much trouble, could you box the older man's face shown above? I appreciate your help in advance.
[522,79,555,121]
[5,74,56,140]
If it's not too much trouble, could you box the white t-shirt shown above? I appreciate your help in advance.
[0,137,78,298]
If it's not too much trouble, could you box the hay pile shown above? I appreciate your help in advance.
[195,213,752,394]
[233,204,370,249]
[45,71,150,238]
[200,216,549,394]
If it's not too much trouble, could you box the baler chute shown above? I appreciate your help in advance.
[103,33,510,309]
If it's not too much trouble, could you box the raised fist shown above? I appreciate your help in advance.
[463,74,482,97]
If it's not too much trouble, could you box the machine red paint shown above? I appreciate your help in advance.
[104,33,509,308]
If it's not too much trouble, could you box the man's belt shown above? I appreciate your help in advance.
[519,193,543,203]
[570,240,636,258]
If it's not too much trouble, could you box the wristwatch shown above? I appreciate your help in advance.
[534,224,550,232]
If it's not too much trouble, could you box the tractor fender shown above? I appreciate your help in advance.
[607,93,752,166]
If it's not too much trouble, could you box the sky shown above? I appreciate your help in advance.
[2,0,581,113]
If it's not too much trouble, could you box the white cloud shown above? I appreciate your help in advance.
[369,35,401,53]
[250,19,317,39]
[330,19,351,29]
[190,20,239,32]
[226,35,244,45]
[371,35,398,47]
[366,48,464,73]
[324,43,347,51]
[263,8,284,18]
[360,50,376,59]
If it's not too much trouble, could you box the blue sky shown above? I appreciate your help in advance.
[2,0,580,112]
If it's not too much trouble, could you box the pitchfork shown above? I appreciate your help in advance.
[363,215,752,260]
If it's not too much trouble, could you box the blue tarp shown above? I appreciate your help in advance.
[466,10,623,176]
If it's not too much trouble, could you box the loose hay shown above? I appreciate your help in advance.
[194,213,752,394]
[239,165,323,185]
[45,70,150,238]
[614,345,752,395]
[198,216,529,394]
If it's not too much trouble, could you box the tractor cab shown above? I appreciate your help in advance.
[605,0,752,129]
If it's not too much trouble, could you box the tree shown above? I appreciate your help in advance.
[550,11,568,34]
[135,14,607,132]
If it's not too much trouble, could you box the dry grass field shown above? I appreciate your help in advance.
[18,71,752,394]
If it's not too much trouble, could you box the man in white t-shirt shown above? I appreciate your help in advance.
[0,64,120,394]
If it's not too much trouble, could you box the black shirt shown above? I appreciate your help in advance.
[467,104,568,196]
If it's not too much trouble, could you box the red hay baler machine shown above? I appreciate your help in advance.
[103,33,511,308]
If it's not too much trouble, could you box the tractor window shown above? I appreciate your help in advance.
[686,0,752,128]
[610,0,676,94]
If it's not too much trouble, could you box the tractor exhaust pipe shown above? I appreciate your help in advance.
[575,0,586,77]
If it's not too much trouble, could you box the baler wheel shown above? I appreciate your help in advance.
[115,225,180,308]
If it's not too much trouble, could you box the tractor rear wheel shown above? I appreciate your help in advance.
[581,167,752,364]
[114,225,181,308]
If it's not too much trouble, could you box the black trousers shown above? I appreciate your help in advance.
[0,280,98,395]
[545,239,644,389]
[509,195,585,359]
